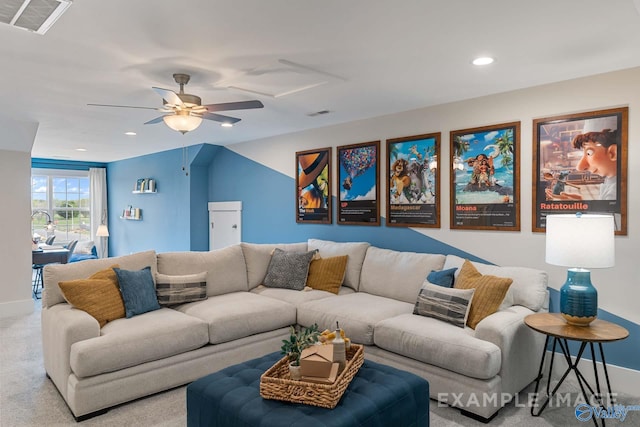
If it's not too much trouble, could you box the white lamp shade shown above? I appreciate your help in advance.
[96,224,110,237]
[545,214,614,268]
[163,114,203,133]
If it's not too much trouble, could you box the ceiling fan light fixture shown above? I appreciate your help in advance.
[163,113,203,134]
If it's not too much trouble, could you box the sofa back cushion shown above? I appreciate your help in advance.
[241,242,308,289]
[43,250,157,308]
[443,254,548,312]
[157,244,248,297]
[359,246,446,303]
[307,239,370,291]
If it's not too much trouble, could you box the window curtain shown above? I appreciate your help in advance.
[89,168,108,258]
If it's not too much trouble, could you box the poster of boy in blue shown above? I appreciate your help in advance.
[533,107,627,235]
[338,141,380,225]
[387,133,440,228]
[451,122,520,231]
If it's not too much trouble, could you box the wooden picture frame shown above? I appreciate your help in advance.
[532,107,628,235]
[296,147,332,224]
[386,133,441,228]
[450,122,520,231]
[337,141,380,226]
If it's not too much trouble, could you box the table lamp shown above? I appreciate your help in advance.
[545,213,615,326]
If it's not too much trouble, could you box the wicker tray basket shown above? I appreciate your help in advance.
[260,344,364,409]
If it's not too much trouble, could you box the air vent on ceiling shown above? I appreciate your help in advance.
[0,0,71,35]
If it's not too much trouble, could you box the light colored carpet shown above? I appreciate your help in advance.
[1,302,638,426]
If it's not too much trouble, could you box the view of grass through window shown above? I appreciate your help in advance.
[31,172,91,244]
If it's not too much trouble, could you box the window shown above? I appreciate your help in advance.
[31,169,91,244]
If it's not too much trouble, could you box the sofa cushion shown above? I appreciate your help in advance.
[427,267,457,288]
[297,292,413,345]
[114,266,161,318]
[43,250,157,308]
[413,283,474,328]
[241,242,309,289]
[156,244,248,297]
[454,260,512,329]
[307,239,370,291]
[155,272,208,306]
[69,308,209,378]
[444,254,548,311]
[263,248,317,290]
[374,313,502,380]
[359,246,446,303]
[251,285,352,308]
[58,265,124,327]
[306,255,348,294]
[174,292,297,345]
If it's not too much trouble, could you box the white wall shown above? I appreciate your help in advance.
[0,118,38,318]
[231,66,640,324]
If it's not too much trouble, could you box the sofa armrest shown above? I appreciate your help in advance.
[474,306,546,395]
[41,304,100,399]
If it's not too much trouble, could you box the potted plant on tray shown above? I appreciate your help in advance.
[281,324,320,380]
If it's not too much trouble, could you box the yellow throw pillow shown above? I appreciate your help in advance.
[59,265,125,327]
[306,255,348,294]
[454,260,512,329]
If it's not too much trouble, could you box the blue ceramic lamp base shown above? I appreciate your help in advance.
[560,269,598,326]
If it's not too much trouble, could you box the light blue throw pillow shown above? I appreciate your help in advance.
[426,267,458,288]
[114,266,161,318]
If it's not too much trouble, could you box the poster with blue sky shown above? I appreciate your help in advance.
[338,141,380,225]
[387,133,440,228]
[450,122,520,231]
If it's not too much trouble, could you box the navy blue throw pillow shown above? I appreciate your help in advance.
[114,266,161,318]
[426,267,458,288]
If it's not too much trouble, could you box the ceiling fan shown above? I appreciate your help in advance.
[88,73,264,134]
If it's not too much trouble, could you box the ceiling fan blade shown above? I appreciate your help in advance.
[201,100,264,112]
[152,87,184,106]
[144,116,166,125]
[87,103,159,110]
[202,112,241,124]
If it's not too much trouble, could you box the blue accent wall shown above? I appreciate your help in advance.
[107,148,193,255]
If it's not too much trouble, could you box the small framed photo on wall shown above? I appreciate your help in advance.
[450,122,520,231]
[337,140,380,225]
[532,107,628,235]
[386,132,441,228]
[296,147,332,224]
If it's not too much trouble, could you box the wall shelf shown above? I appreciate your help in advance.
[120,216,142,221]
[132,190,157,194]
[134,178,157,193]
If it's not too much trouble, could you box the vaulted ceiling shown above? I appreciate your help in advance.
[3,0,640,162]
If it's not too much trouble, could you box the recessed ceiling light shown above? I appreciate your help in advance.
[125,131,137,136]
[472,57,494,66]
[221,123,233,128]
[75,148,87,152]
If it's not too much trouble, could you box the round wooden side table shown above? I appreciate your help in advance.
[525,312,629,426]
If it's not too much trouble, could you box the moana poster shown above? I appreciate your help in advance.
[450,122,520,231]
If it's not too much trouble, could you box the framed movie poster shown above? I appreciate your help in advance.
[386,133,441,228]
[296,147,332,224]
[532,107,628,235]
[450,122,520,231]
[337,141,380,225]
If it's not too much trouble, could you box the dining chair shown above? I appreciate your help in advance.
[32,240,78,300]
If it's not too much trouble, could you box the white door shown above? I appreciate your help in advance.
[208,201,242,250]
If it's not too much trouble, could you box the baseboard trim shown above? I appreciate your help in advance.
[0,298,34,319]
[545,350,639,398]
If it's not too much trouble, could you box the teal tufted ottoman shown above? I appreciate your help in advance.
[187,351,429,427]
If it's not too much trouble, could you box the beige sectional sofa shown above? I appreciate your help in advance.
[41,239,548,421]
